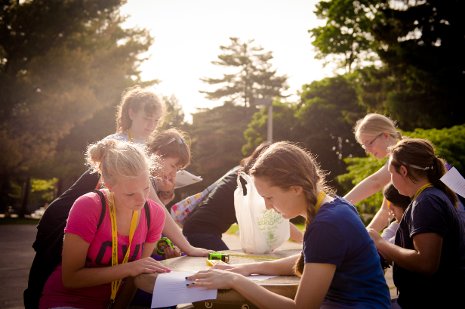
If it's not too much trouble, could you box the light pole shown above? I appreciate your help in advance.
[254,98,273,143]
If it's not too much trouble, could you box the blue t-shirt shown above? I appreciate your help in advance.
[394,187,465,309]
[303,197,390,308]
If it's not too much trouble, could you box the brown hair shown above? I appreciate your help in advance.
[145,128,191,169]
[250,141,335,276]
[86,139,154,187]
[240,142,271,173]
[389,138,458,208]
[383,183,411,210]
[116,86,165,132]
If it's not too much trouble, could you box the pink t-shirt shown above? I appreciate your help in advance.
[39,191,165,309]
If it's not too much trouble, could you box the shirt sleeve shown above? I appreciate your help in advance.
[65,192,102,243]
[146,199,166,243]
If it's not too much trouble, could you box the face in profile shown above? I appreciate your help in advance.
[359,132,389,159]
[253,176,305,219]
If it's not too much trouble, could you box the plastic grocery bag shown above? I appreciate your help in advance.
[234,172,290,254]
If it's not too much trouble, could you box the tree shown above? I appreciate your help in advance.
[200,37,289,108]
[311,0,465,128]
[0,0,154,214]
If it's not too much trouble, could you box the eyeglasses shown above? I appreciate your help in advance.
[361,133,383,150]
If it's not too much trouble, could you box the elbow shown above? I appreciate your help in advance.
[416,259,440,276]
[62,273,78,289]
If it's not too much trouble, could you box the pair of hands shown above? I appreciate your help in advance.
[186,263,251,290]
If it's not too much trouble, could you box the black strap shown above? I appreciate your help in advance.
[93,190,107,229]
[144,202,150,228]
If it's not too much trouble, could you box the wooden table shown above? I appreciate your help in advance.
[135,249,301,309]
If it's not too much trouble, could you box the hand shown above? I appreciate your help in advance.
[183,246,211,257]
[367,227,382,245]
[186,269,240,290]
[212,263,254,276]
[128,257,171,277]
[163,245,182,259]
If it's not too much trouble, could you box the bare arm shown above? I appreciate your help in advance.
[61,234,170,289]
[188,260,335,309]
[368,229,442,274]
[149,185,210,257]
[366,198,391,232]
[214,254,300,276]
[344,163,390,204]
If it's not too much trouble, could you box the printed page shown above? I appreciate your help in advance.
[440,167,465,198]
[151,271,217,308]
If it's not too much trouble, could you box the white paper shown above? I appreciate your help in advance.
[175,170,203,189]
[151,271,217,308]
[440,167,465,198]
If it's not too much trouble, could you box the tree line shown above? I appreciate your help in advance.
[1,0,463,218]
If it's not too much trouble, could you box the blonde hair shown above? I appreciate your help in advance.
[354,113,402,144]
[86,139,155,187]
[116,86,165,132]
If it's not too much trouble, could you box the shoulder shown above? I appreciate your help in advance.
[146,199,166,219]
[104,133,128,142]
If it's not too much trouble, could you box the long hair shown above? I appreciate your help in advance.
[389,138,458,208]
[250,141,335,276]
[116,86,165,132]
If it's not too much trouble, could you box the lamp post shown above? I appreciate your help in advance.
[254,98,273,143]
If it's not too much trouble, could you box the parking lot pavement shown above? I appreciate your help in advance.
[0,224,37,309]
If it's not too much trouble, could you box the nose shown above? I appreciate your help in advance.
[264,200,274,210]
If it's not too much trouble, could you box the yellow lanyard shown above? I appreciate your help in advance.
[106,191,139,304]
[314,191,327,213]
[413,183,433,201]
[127,130,133,142]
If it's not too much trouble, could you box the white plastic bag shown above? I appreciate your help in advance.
[234,172,290,254]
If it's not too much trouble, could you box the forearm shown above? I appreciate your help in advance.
[63,262,132,289]
[367,199,390,232]
[344,179,381,204]
[230,275,296,309]
[249,254,299,276]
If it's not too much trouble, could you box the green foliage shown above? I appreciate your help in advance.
[0,0,154,213]
[200,37,289,108]
[337,124,465,218]
[312,0,465,128]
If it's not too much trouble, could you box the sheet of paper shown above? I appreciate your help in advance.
[175,170,203,189]
[151,271,217,308]
[248,274,274,281]
[440,167,465,198]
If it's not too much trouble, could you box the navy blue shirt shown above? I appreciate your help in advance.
[304,197,390,308]
[394,187,465,309]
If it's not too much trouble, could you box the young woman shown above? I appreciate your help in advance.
[187,141,390,308]
[39,139,171,308]
[105,85,164,144]
[344,113,403,231]
[368,138,465,309]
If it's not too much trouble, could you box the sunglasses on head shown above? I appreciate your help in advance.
[159,137,185,149]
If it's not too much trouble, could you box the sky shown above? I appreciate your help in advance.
[120,0,335,122]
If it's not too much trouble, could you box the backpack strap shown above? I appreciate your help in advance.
[93,190,107,229]
[93,189,151,229]
[144,201,151,228]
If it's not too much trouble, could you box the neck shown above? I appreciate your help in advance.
[409,179,431,198]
